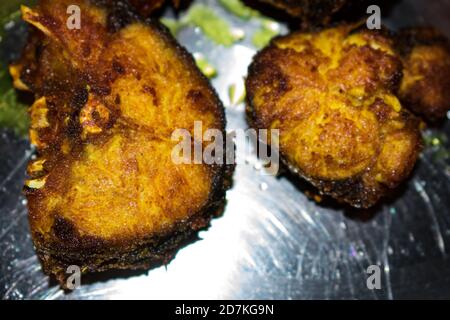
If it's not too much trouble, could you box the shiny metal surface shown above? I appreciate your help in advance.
[1,0,450,300]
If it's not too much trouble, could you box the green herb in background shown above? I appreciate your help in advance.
[0,0,34,42]
[161,4,244,46]
[161,1,280,50]
[434,148,450,161]
[422,131,450,162]
[184,4,241,47]
[252,18,280,48]
[228,82,246,106]
[0,1,33,137]
[160,17,182,36]
[194,53,218,78]
[0,75,29,137]
[218,0,259,20]
[423,131,448,147]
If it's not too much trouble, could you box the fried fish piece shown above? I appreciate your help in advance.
[10,0,230,286]
[246,25,422,208]
[397,27,450,122]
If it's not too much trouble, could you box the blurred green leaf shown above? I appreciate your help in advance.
[183,4,240,47]
[218,0,260,20]
[0,0,34,137]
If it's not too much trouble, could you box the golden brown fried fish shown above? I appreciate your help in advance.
[10,0,230,286]
[246,25,422,208]
[397,27,450,122]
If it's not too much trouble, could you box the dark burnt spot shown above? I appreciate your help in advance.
[187,89,216,114]
[187,89,203,102]
[104,0,140,32]
[70,87,89,110]
[261,66,290,101]
[90,84,111,96]
[64,111,83,137]
[385,59,403,92]
[82,43,92,58]
[369,98,391,123]
[112,60,125,74]
[51,215,107,252]
[53,215,79,243]
[106,105,120,129]
[115,94,121,105]
[320,177,381,210]
[127,0,165,17]
[142,85,158,106]
[247,49,290,104]
[92,110,102,123]
[399,109,421,127]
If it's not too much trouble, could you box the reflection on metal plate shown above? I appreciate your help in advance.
[1,0,450,300]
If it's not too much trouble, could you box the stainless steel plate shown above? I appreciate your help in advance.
[1,0,450,300]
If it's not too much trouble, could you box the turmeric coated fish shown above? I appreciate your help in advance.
[10,0,230,287]
[246,25,422,208]
[397,27,450,122]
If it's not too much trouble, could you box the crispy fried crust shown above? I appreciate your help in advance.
[255,0,358,23]
[397,27,450,122]
[10,0,230,287]
[246,25,422,208]
[128,0,166,16]
[126,0,183,17]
